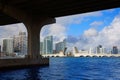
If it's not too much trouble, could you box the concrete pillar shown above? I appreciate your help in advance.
[24,17,55,59]
[25,23,40,59]
[0,4,56,59]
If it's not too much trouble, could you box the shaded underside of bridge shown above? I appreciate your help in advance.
[0,0,120,25]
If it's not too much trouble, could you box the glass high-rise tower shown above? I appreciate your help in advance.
[112,46,118,54]
[40,42,44,54]
[55,39,66,53]
[44,36,53,54]
[3,38,13,55]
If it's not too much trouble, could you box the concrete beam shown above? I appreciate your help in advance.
[0,3,30,23]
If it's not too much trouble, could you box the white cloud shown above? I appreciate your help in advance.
[40,23,67,49]
[90,21,103,27]
[84,28,98,37]
[99,15,120,47]
[40,10,120,51]
[56,11,102,26]
[0,23,27,46]
[48,24,66,42]
[67,12,120,50]
[40,10,103,44]
[104,8,115,13]
[40,24,66,43]
[0,23,27,38]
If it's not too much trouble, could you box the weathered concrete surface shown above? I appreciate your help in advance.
[0,57,49,70]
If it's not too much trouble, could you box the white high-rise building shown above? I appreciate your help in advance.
[13,32,27,55]
[0,45,1,53]
[96,45,104,54]
[44,36,53,54]
[3,38,13,55]
[55,39,66,53]
[40,42,44,54]
[13,36,20,52]
[89,48,92,54]
[72,46,79,54]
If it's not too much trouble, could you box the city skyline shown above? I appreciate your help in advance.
[0,33,120,55]
[0,8,120,51]
[40,35,120,54]
[41,8,120,51]
[0,32,27,57]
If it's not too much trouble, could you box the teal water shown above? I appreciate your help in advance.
[0,57,120,80]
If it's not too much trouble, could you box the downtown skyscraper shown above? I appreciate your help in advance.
[3,38,13,55]
[112,46,118,54]
[96,45,104,54]
[55,39,66,53]
[13,32,27,55]
[0,45,1,53]
[43,36,53,54]
[40,42,44,54]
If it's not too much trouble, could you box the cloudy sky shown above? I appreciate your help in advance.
[41,8,120,51]
[0,8,120,51]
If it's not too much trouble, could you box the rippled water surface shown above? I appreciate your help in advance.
[0,57,120,80]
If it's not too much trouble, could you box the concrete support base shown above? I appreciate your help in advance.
[0,58,49,70]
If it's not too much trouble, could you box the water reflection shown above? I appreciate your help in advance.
[24,67,41,80]
[0,67,42,80]
[0,69,27,80]
[0,58,120,80]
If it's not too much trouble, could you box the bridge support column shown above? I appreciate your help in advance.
[24,17,55,59]
[0,4,56,59]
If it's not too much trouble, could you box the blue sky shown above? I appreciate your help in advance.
[41,7,120,50]
[0,7,120,51]
[66,8,120,36]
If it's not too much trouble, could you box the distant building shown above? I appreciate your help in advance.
[3,38,13,55]
[79,50,89,54]
[72,46,79,53]
[55,39,66,53]
[0,45,1,53]
[89,48,92,54]
[13,36,20,52]
[13,32,27,55]
[40,42,44,54]
[0,45,1,56]
[44,36,53,54]
[19,32,27,55]
[96,45,104,54]
[112,46,118,54]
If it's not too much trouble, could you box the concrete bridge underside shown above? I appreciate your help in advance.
[0,0,120,68]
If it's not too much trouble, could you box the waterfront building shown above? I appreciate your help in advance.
[112,46,118,54]
[0,45,2,57]
[44,36,53,54]
[19,32,27,55]
[72,46,79,54]
[40,42,44,54]
[13,36,20,52]
[13,32,27,55]
[96,45,104,54]
[79,50,89,54]
[89,48,92,54]
[3,38,13,55]
[55,39,66,53]
[103,48,107,54]
[0,45,1,53]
